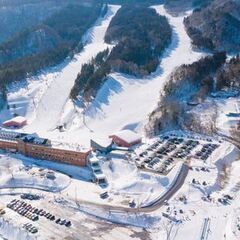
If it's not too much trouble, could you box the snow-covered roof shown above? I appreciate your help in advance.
[51,141,89,152]
[89,157,100,164]
[91,137,112,148]
[111,129,141,144]
[3,116,26,124]
[94,173,106,180]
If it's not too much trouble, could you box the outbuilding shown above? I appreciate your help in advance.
[3,116,27,128]
[109,129,142,147]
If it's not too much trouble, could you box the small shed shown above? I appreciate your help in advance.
[3,116,27,128]
[109,129,142,147]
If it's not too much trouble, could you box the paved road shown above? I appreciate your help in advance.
[0,163,189,214]
[75,163,189,213]
[218,132,240,149]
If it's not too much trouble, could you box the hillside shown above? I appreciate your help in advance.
[146,52,227,135]
[0,1,67,44]
[216,55,240,90]
[0,1,103,105]
[70,5,172,101]
[164,0,212,13]
[0,26,62,64]
[106,6,172,74]
[184,0,240,52]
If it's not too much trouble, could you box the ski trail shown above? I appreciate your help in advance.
[23,5,120,133]
[55,5,205,146]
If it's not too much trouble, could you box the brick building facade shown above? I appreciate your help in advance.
[0,131,90,167]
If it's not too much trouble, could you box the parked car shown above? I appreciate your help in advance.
[100,191,109,199]
[65,221,71,227]
[56,218,61,224]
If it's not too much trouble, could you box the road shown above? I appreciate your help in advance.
[0,162,189,216]
[73,163,189,214]
[217,132,240,149]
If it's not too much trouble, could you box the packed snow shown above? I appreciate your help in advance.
[54,5,204,147]
[0,153,70,192]
[0,5,204,149]
[0,4,121,138]
[0,2,239,240]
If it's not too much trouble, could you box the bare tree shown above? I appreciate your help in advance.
[230,122,240,145]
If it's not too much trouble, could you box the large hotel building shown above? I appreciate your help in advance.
[0,130,90,167]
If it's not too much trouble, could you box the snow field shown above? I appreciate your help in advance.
[0,153,70,192]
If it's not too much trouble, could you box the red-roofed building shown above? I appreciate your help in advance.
[3,116,27,128]
[109,130,142,147]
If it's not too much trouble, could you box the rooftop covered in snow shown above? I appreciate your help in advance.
[109,129,142,147]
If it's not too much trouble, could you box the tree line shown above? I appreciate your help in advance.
[105,5,172,76]
[0,1,103,103]
[71,5,172,101]
[70,49,110,101]
[146,52,227,136]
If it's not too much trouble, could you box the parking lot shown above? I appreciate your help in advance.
[6,197,72,234]
[0,194,93,240]
[133,133,220,175]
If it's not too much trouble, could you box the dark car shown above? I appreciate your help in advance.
[56,218,61,224]
[65,221,72,227]
[100,190,109,199]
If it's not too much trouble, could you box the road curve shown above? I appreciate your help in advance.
[75,163,189,213]
[216,132,240,149]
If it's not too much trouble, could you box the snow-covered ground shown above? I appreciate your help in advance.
[59,157,183,209]
[54,5,204,147]
[0,2,239,240]
[216,97,240,135]
[0,5,203,149]
[0,153,70,192]
[0,4,120,135]
[189,96,240,136]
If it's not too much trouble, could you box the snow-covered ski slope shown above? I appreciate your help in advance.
[53,5,205,146]
[0,5,120,132]
[24,5,120,133]
[1,5,204,147]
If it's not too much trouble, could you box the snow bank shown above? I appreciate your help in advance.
[0,217,32,240]
[102,158,183,207]
[0,154,71,192]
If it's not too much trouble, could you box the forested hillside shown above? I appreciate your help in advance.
[184,0,240,52]
[0,1,66,44]
[70,5,172,101]
[146,52,227,135]
[0,1,103,102]
[164,0,212,13]
[216,55,240,90]
[105,6,172,75]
